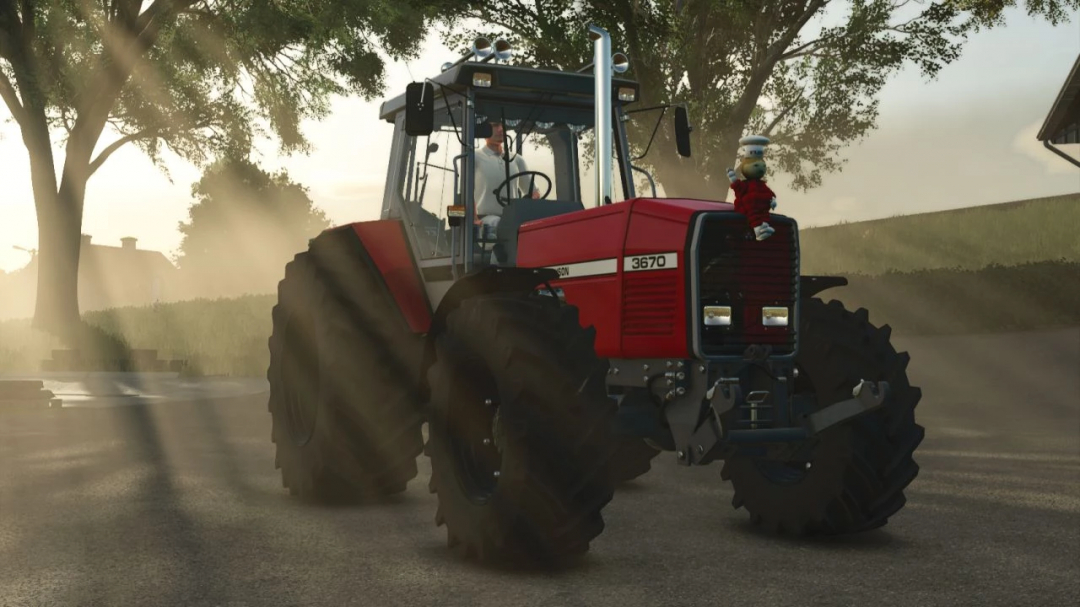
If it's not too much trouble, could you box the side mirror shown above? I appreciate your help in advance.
[405,82,435,136]
[474,121,493,139]
[675,106,692,158]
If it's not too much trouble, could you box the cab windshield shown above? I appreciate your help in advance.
[396,97,632,262]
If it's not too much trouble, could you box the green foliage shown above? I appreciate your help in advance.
[799,193,1080,275]
[175,156,331,297]
[440,1,1076,197]
[945,0,1080,28]
[0,0,464,172]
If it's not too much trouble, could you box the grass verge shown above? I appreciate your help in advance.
[798,193,1080,276]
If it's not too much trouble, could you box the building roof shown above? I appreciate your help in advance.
[1037,53,1080,144]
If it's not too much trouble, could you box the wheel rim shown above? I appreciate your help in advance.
[447,354,503,502]
[281,310,320,447]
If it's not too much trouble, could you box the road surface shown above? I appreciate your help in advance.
[1,328,1077,606]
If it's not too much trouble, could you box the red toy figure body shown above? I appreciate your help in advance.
[726,135,777,241]
[730,178,776,233]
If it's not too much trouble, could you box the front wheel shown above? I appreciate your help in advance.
[721,297,924,534]
[425,292,617,562]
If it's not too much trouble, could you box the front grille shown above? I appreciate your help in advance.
[623,272,679,336]
[695,214,798,357]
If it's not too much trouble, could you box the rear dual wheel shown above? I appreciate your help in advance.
[425,292,617,562]
[267,228,425,501]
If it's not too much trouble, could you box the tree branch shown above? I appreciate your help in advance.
[88,113,215,176]
[780,36,823,61]
[87,130,161,176]
[762,102,797,137]
[0,67,26,127]
[765,0,829,65]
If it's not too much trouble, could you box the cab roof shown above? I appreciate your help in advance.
[378,62,641,123]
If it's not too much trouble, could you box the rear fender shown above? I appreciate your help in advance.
[346,220,433,334]
[419,266,560,401]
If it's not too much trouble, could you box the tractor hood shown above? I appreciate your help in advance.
[515,197,751,359]
[516,197,738,268]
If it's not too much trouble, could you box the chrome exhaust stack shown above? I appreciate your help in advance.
[588,24,613,206]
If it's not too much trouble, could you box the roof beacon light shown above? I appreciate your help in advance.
[482,38,513,63]
[472,37,493,60]
[446,36,493,71]
[612,52,630,74]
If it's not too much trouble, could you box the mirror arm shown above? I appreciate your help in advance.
[625,104,677,115]
[630,165,657,198]
[633,106,668,161]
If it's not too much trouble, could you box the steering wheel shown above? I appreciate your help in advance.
[492,170,553,207]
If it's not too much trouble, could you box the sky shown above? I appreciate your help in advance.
[0,5,1078,274]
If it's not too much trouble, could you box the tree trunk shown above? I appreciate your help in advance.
[32,183,85,340]
[15,109,80,339]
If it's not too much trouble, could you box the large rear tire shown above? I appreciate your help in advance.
[425,292,617,562]
[721,297,924,534]
[267,228,425,502]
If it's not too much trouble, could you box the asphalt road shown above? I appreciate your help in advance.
[1,328,1077,607]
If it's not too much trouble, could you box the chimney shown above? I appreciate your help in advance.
[81,234,92,246]
[121,237,137,250]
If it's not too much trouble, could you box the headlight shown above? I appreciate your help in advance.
[762,306,789,327]
[472,72,492,87]
[704,306,731,326]
[617,86,636,102]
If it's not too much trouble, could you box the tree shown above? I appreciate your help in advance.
[176,156,330,298]
[442,0,1079,199]
[0,0,460,338]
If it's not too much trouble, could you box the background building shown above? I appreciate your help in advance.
[1037,53,1080,167]
[0,235,178,320]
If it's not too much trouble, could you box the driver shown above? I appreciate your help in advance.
[474,121,540,233]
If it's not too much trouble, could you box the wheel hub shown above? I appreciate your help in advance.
[447,360,505,502]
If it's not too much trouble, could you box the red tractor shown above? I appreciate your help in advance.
[266,25,924,563]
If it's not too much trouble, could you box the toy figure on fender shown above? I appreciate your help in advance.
[726,135,778,241]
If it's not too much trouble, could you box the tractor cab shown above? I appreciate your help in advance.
[376,32,691,284]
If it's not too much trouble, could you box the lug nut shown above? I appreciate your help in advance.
[793,368,799,378]
[483,438,491,446]
[666,361,673,369]
[677,361,684,369]
[676,387,686,396]
[676,372,685,380]
[677,451,685,459]
[643,364,650,371]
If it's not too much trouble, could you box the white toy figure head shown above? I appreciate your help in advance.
[734,135,770,181]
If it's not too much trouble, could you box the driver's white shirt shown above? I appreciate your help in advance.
[475,145,530,218]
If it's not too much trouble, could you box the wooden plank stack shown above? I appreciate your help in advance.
[40,349,187,372]
[0,380,62,409]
